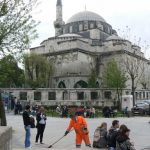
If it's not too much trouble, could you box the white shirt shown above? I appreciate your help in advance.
[39,114,46,124]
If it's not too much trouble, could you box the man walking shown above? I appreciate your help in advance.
[64,114,91,148]
[23,105,31,148]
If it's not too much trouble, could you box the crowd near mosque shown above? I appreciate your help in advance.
[22,104,135,150]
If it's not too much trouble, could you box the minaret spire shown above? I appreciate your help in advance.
[54,0,64,36]
[57,0,62,6]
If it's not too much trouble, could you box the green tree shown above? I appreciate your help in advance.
[0,55,25,87]
[0,0,38,55]
[24,53,54,88]
[88,68,97,88]
[102,60,127,108]
[0,0,38,126]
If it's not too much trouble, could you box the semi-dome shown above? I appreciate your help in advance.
[67,11,106,24]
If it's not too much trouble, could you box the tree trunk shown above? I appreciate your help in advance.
[120,89,123,110]
[116,88,121,110]
[131,78,135,106]
[0,92,7,126]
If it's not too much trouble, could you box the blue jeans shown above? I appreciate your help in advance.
[24,125,31,148]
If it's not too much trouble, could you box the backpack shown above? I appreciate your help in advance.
[93,127,101,142]
[30,116,35,128]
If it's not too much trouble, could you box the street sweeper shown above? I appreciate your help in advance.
[64,114,91,148]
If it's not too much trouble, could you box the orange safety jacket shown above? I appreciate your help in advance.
[67,116,89,134]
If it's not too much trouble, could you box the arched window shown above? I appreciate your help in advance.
[74,80,88,88]
[96,81,100,88]
[58,81,66,88]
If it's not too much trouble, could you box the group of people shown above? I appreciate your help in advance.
[56,105,96,118]
[14,101,23,115]
[64,115,135,150]
[102,106,115,118]
[93,120,135,150]
[56,105,69,117]
[22,104,135,150]
[22,105,47,148]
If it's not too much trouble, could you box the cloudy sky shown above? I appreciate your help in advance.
[31,0,150,58]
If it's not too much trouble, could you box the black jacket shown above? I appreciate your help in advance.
[116,134,135,150]
[23,110,30,126]
[108,127,119,148]
[36,112,47,126]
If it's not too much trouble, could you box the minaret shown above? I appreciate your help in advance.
[54,0,65,36]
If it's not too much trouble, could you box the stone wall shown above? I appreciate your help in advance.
[1,88,150,107]
[0,127,12,150]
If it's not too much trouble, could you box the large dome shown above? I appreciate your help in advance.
[67,11,106,24]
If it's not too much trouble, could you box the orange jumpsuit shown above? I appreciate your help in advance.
[67,116,91,147]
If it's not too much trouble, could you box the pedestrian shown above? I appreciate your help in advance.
[102,106,110,118]
[18,101,22,115]
[107,120,120,150]
[56,105,62,116]
[35,106,47,144]
[90,107,95,118]
[116,126,135,150]
[64,114,91,148]
[124,107,129,117]
[22,105,31,148]
[93,122,108,148]
[91,107,96,118]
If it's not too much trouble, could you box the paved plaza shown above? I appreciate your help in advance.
[6,113,150,150]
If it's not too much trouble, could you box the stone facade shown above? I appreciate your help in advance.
[2,88,150,107]
[0,127,12,150]
[30,0,150,104]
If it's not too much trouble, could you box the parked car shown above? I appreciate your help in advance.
[131,102,150,115]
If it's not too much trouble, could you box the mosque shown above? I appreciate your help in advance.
[30,0,150,103]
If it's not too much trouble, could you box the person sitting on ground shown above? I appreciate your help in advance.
[119,124,128,133]
[93,122,108,148]
[116,126,135,150]
[107,120,120,150]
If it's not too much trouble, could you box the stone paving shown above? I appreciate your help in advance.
[6,113,150,150]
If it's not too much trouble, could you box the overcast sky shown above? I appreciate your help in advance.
[31,0,150,58]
